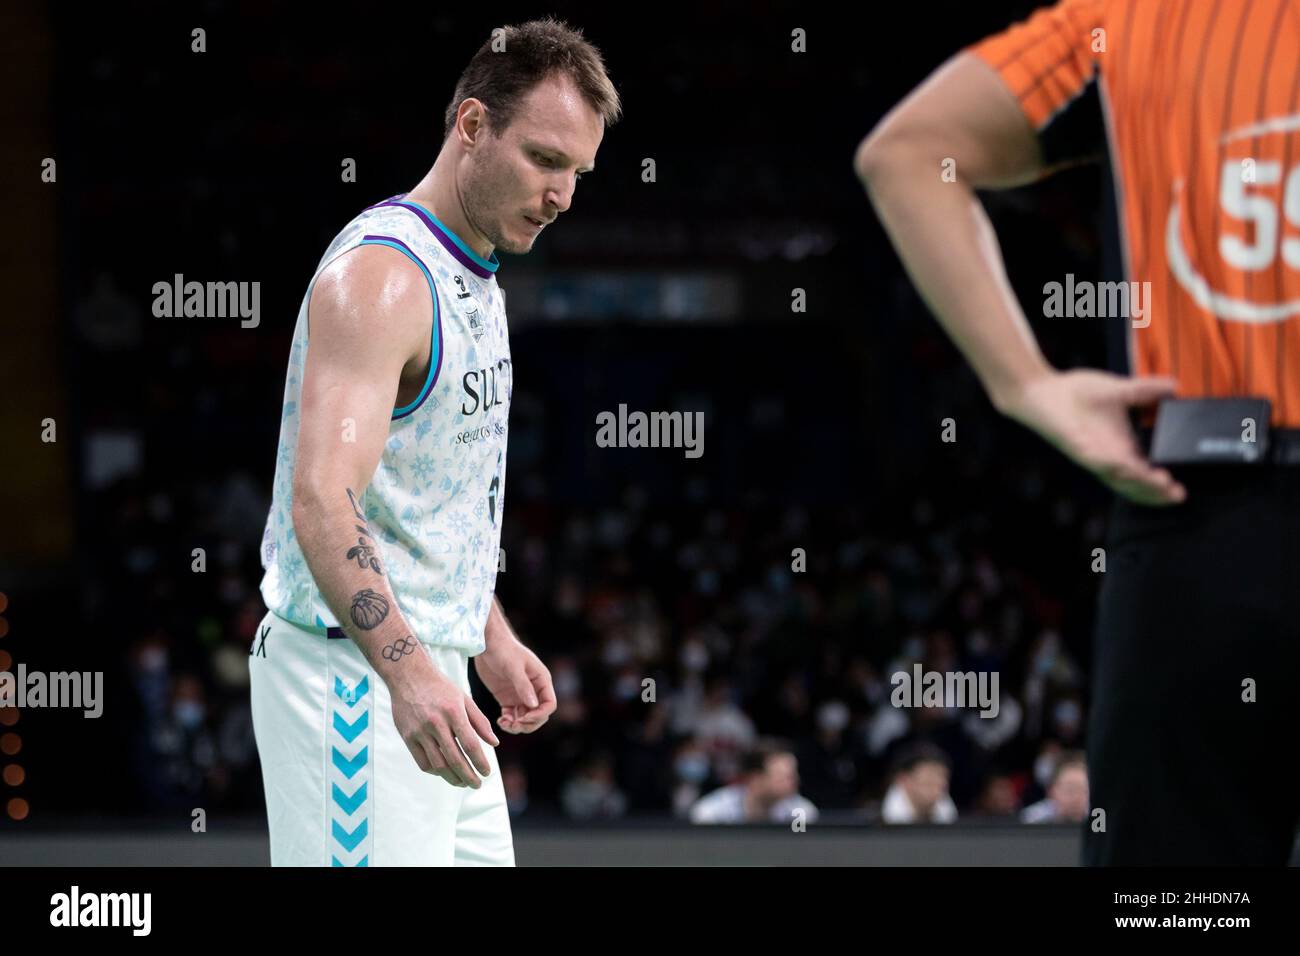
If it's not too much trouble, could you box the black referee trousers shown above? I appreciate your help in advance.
[1082,457,1300,865]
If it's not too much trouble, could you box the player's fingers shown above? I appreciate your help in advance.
[507,701,552,731]
[414,734,461,787]
[434,721,481,788]
[429,755,462,788]
[513,714,549,733]
[531,671,557,717]
[434,743,472,788]
[423,723,470,787]
[406,738,433,774]
[464,695,501,747]
[498,705,523,734]
[497,717,521,734]
[510,672,539,710]
[513,702,552,723]
[450,712,492,779]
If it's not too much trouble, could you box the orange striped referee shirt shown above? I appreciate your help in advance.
[970,0,1300,426]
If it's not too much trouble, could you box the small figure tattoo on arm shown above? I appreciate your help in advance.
[344,487,383,574]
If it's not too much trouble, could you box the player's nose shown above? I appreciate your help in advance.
[544,184,572,216]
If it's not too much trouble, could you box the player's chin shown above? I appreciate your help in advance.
[502,233,537,255]
[503,219,544,253]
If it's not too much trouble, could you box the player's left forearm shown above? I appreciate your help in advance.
[485,594,519,648]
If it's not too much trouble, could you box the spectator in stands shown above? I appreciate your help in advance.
[974,772,1020,818]
[880,742,958,824]
[689,741,818,825]
[560,752,628,820]
[501,762,530,816]
[670,738,714,817]
[1021,751,1089,824]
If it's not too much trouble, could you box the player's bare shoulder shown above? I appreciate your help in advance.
[307,243,433,369]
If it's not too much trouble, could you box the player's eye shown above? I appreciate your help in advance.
[533,152,554,167]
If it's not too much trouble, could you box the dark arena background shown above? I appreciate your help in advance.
[2,0,1280,879]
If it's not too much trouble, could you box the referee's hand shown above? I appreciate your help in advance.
[998,369,1188,507]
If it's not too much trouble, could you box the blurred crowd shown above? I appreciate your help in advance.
[483,452,1102,825]
[81,349,1107,825]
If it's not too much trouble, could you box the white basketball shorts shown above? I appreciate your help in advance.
[248,609,514,866]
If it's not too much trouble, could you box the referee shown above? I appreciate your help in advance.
[856,0,1300,865]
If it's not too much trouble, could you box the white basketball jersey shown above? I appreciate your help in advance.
[260,193,512,653]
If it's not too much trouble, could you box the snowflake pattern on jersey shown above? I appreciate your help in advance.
[411,454,436,481]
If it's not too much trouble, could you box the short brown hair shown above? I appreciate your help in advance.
[443,17,622,142]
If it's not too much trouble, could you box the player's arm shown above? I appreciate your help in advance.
[472,595,557,734]
[854,52,1185,506]
[292,246,498,787]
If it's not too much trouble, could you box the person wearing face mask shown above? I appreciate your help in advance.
[173,697,206,732]
[149,674,218,806]
[671,740,714,817]
[164,674,209,736]
[1030,741,1064,796]
[688,741,818,825]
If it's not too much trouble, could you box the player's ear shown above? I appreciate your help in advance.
[455,98,489,147]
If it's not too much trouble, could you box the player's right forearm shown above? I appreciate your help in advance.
[290,483,429,688]
[858,150,1053,412]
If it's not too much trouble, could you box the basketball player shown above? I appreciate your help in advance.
[249,19,621,866]
[857,0,1300,864]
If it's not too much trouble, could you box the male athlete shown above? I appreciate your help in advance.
[857,0,1300,864]
[250,19,620,866]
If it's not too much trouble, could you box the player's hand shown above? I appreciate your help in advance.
[386,647,499,788]
[473,635,557,734]
[997,369,1187,506]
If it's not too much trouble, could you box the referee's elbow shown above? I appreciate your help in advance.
[853,132,879,184]
[854,125,906,185]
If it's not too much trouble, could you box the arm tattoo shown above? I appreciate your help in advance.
[381,636,417,662]
[344,487,383,574]
[349,588,390,630]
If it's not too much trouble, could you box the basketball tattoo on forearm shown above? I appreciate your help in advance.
[349,587,390,630]
[344,487,383,574]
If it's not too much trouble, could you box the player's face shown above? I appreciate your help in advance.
[463,73,604,255]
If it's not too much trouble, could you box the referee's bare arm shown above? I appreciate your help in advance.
[854,52,1185,506]
[291,246,499,787]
